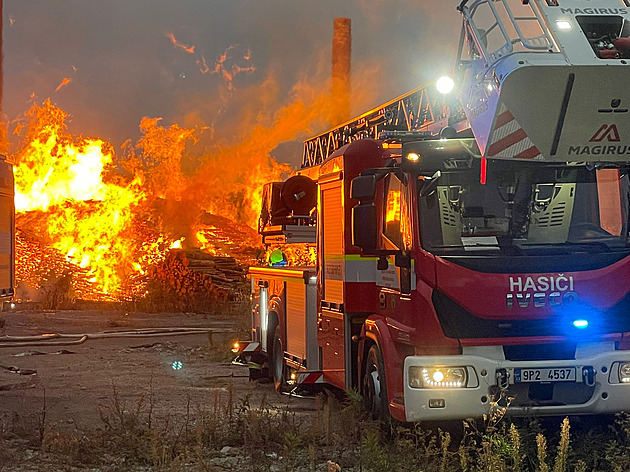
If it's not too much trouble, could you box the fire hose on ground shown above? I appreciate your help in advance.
[0,327,232,348]
[0,326,250,389]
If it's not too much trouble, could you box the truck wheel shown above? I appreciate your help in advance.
[363,344,390,423]
[271,325,286,391]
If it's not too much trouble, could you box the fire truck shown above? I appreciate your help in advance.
[234,0,630,423]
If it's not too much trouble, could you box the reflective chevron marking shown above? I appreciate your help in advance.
[488,103,542,159]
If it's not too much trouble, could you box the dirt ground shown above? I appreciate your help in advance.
[0,307,316,437]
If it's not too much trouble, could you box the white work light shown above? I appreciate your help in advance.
[556,20,572,30]
[436,76,455,94]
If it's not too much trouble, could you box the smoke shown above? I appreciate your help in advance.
[5,0,463,237]
[7,1,468,301]
[4,0,462,149]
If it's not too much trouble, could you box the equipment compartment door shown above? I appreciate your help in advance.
[318,309,346,389]
[320,183,344,304]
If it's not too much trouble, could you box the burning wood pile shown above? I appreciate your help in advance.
[9,100,277,310]
[15,210,259,308]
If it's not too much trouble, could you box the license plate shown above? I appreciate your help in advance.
[514,367,576,383]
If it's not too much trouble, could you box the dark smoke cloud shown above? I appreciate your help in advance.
[3,0,461,155]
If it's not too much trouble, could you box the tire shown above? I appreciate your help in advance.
[271,325,286,392]
[363,344,391,423]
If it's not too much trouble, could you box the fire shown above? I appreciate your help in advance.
[197,55,210,74]
[15,121,117,211]
[166,32,196,54]
[212,44,256,91]
[13,100,147,299]
[10,57,383,303]
[11,99,265,302]
[55,77,72,92]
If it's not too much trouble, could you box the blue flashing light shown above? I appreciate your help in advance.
[172,361,183,370]
[573,319,589,329]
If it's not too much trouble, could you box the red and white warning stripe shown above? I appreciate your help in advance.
[235,341,260,353]
[297,372,325,385]
[487,103,542,159]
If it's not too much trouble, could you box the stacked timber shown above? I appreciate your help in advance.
[145,249,247,312]
[183,249,247,294]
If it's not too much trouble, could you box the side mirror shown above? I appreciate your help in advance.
[350,174,377,201]
[351,174,379,253]
[419,170,442,197]
[352,203,378,253]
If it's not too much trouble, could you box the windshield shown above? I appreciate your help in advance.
[418,162,630,256]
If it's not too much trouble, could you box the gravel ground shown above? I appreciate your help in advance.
[0,308,320,471]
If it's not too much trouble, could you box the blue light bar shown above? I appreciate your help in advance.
[573,319,589,329]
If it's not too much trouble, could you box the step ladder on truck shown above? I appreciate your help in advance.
[234,0,630,423]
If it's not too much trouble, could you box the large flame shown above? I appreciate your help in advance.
[13,100,149,298]
[11,61,381,302]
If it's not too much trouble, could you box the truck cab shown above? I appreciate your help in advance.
[352,137,630,421]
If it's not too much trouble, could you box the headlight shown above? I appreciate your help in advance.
[619,362,630,383]
[406,152,421,163]
[409,366,467,388]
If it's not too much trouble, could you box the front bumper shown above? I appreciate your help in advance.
[403,349,630,422]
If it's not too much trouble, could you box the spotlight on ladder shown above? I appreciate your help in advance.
[436,76,455,95]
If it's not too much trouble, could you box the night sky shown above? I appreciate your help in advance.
[3,0,461,166]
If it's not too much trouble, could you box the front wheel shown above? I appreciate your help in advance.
[363,344,390,423]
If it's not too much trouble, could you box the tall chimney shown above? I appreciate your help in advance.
[332,17,351,124]
[0,0,3,117]
[0,0,4,154]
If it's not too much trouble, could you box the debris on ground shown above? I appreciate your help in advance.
[12,349,75,357]
[0,365,38,375]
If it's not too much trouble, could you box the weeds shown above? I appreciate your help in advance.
[552,417,570,472]
[537,432,550,472]
[3,384,630,471]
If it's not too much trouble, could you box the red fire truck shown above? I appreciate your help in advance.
[235,0,630,423]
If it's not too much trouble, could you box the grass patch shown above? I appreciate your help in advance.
[2,384,630,471]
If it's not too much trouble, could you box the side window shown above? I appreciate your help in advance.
[383,175,412,251]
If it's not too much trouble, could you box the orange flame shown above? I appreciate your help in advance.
[212,44,256,91]
[197,55,210,74]
[11,55,385,301]
[13,100,147,298]
[166,32,196,54]
[55,77,71,92]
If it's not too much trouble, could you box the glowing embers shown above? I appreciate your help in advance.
[408,366,467,388]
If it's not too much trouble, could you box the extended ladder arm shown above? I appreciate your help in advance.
[302,84,467,168]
